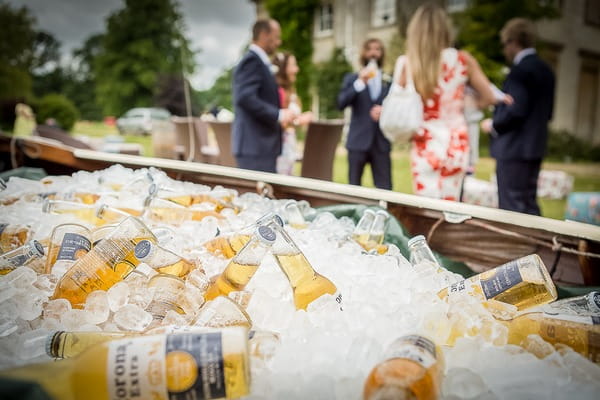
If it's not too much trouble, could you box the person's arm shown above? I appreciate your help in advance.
[234,56,280,124]
[492,68,529,135]
[337,73,362,110]
[463,51,495,109]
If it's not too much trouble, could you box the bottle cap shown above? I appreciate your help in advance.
[375,209,389,218]
[45,331,61,358]
[30,240,45,257]
[407,235,426,248]
[256,226,276,244]
[363,209,376,216]
[134,239,154,260]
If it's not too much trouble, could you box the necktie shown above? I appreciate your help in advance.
[368,73,381,101]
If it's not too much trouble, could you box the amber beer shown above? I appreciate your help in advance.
[133,239,194,278]
[363,335,443,400]
[1,328,251,400]
[205,226,276,300]
[438,254,557,316]
[0,240,45,275]
[52,217,157,307]
[0,223,30,253]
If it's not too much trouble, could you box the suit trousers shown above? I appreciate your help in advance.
[348,147,392,190]
[236,155,277,173]
[495,159,541,216]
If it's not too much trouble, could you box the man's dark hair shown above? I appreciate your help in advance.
[360,38,385,68]
[253,19,273,41]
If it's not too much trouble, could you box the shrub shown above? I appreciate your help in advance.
[33,93,79,131]
[546,129,600,162]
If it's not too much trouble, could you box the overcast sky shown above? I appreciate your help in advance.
[8,0,256,90]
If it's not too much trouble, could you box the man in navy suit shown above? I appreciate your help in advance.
[337,38,392,190]
[232,19,295,173]
[482,18,555,215]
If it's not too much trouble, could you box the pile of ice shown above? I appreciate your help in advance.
[0,165,598,399]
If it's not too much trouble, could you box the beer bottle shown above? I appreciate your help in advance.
[0,223,30,253]
[438,254,557,318]
[145,273,187,324]
[1,327,251,400]
[541,291,600,317]
[363,335,443,400]
[204,226,276,300]
[44,223,91,277]
[52,217,157,307]
[268,222,341,310]
[0,240,45,275]
[43,199,104,226]
[351,209,376,251]
[505,312,600,363]
[133,239,195,278]
[283,200,307,229]
[203,213,283,259]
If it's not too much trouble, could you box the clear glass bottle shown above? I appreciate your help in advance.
[541,291,600,317]
[0,223,30,253]
[268,222,341,310]
[193,295,253,328]
[145,273,187,324]
[363,335,443,400]
[283,200,307,229]
[133,239,195,278]
[506,312,600,363]
[43,199,102,226]
[437,254,557,316]
[408,235,442,271]
[1,328,251,400]
[52,217,157,308]
[365,210,389,254]
[96,204,142,224]
[203,213,283,259]
[204,226,276,300]
[0,240,45,275]
[351,209,376,250]
[44,223,92,277]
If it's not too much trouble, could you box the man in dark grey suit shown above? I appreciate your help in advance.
[337,38,392,190]
[232,19,295,173]
[482,18,555,215]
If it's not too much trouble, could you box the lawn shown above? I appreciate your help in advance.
[71,121,600,221]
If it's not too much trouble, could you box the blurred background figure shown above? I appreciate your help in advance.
[397,3,494,201]
[481,18,555,216]
[272,52,313,175]
[337,38,392,190]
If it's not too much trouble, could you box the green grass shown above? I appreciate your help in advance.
[72,122,600,220]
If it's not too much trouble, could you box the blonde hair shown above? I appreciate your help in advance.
[406,3,454,100]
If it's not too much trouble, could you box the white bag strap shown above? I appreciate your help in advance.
[393,55,416,91]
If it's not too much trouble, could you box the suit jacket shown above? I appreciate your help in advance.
[232,50,281,157]
[491,54,555,161]
[337,73,391,153]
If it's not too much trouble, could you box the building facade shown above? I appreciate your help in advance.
[307,0,600,143]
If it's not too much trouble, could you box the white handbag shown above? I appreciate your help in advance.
[379,56,423,143]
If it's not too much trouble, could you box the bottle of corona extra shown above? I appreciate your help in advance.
[203,213,283,259]
[268,222,341,310]
[541,291,600,317]
[438,254,557,317]
[52,217,157,307]
[43,199,104,226]
[351,209,376,250]
[0,223,30,253]
[363,334,443,400]
[505,312,600,363]
[133,239,195,278]
[0,240,45,275]
[145,273,187,324]
[204,226,276,301]
[283,200,307,229]
[408,235,441,270]
[1,327,251,400]
[44,223,91,276]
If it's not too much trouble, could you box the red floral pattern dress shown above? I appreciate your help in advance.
[410,48,469,201]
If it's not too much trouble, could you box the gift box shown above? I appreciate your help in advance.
[461,176,498,208]
[537,170,574,199]
[564,192,600,225]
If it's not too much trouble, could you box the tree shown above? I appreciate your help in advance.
[265,0,319,109]
[195,68,234,113]
[313,48,352,119]
[94,0,195,116]
[453,0,560,85]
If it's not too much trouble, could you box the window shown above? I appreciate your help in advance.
[315,3,333,35]
[371,0,396,27]
[447,0,469,13]
[585,0,600,27]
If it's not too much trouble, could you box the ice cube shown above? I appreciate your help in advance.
[84,290,111,325]
[14,289,46,321]
[106,282,130,312]
[443,367,490,399]
[43,299,72,321]
[17,328,52,360]
[0,316,18,337]
[61,309,91,330]
[33,274,58,297]
[113,304,152,332]
[187,269,210,292]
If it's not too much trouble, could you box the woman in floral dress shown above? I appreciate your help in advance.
[395,4,495,200]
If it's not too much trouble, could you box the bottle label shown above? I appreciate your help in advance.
[107,333,226,400]
[334,291,343,311]
[544,313,600,326]
[134,240,152,260]
[0,223,7,235]
[386,335,437,369]
[480,261,523,300]
[588,292,600,313]
[448,279,468,295]
[57,233,91,261]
